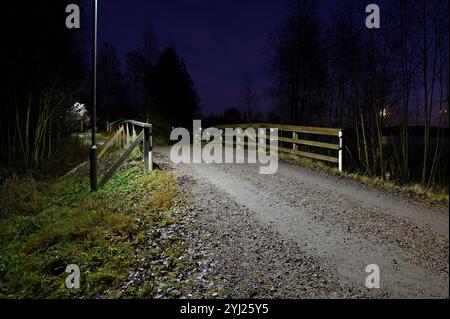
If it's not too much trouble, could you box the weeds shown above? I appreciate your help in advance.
[0,165,183,298]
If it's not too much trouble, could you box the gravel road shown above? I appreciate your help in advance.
[154,146,449,299]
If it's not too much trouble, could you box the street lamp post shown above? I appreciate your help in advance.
[90,0,98,191]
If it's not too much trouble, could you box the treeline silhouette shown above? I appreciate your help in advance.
[0,1,87,178]
[262,0,448,188]
[98,21,200,134]
[205,0,448,189]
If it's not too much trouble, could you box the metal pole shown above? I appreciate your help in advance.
[90,0,98,191]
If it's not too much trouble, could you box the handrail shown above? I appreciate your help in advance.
[111,119,152,129]
[123,119,152,128]
[109,118,125,126]
[216,123,340,136]
[107,118,125,131]
[215,123,344,171]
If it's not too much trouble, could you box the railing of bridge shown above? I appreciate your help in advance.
[215,123,344,171]
[98,119,153,188]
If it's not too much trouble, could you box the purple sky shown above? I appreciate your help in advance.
[99,0,342,115]
[84,0,447,126]
[97,0,335,116]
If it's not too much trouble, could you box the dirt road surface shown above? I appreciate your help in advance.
[154,146,449,298]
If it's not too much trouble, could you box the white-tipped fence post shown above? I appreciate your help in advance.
[338,129,343,172]
[143,125,153,173]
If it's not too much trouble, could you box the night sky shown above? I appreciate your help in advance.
[97,0,335,116]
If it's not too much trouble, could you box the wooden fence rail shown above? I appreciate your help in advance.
[216,123,343,171]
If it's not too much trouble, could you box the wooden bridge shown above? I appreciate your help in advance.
[96,119,153,188]
[95,120,343,189]
[215,123,343,171]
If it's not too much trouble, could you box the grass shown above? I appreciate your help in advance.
[0,165,186,298]
[0,135,90,183]
[279,153,449,206]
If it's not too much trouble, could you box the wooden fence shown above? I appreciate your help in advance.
[216,123,343,171]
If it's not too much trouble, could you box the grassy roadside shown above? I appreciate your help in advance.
[279,153,449,207]
[0,164,189,298]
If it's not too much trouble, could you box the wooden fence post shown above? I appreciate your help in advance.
[257,128,265,155]
[121,125,125,148]
[293,132,298,151]
[124,123,127,146]
[118,125,122,148]
[117,126,122,148]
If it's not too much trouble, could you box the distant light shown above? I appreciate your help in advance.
[380,108,389,119]
[73,102,87,116]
